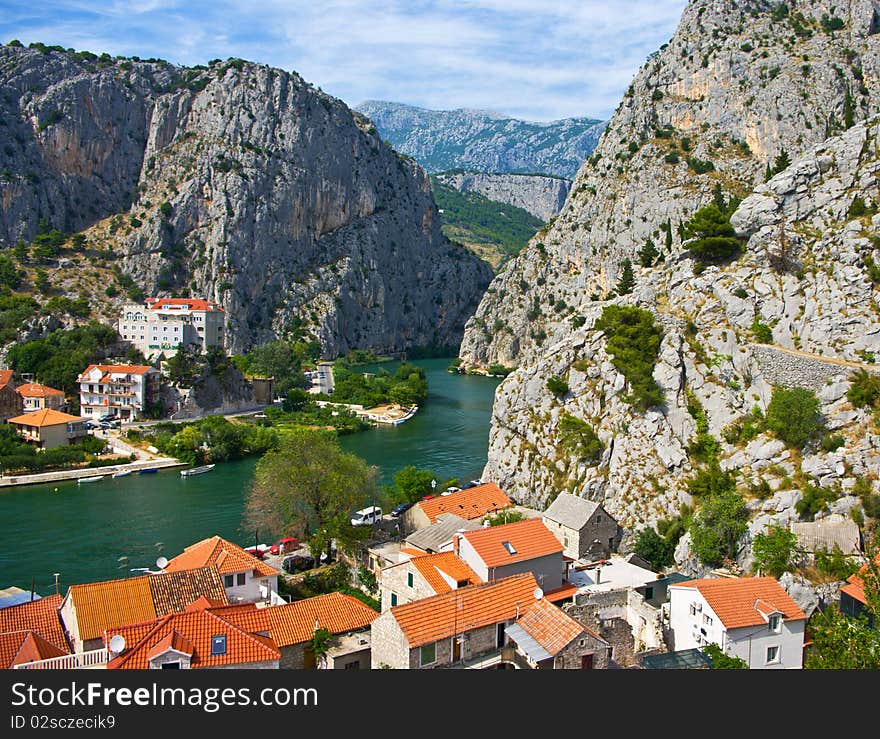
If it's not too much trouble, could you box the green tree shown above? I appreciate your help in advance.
[766,149,792,181]
[282,388,312,413]
[486,509,526,526]
[682,203,741,261]
[390,465,436,504]
[165,344,203,386]
[244,428,378,560]
[309,627,333,666]
[702,643,748,669]
[766,386,823,448]
[752,525,799,577]
[633,526,674,569]
[686,459,736,498]
[639,238,659,267]
[546,376,569,398]
[615,258,635,295]
[0,255,20,289]
[847,369,880,409]
[557,413,604,464]
[689,489,749,566]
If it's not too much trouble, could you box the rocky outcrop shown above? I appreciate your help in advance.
[469,1,880,543]
[356,100,607,178]
[434,172,570,221]
[0,47,492,355]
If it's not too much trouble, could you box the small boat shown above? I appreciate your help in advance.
[139,467,158,474]
[180,464,215,477]
[78,475,105,484]
[111,470,132,478]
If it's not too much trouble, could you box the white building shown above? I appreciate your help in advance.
[668,577,807,669]
[77,364,160,421]
[119,298,225,360]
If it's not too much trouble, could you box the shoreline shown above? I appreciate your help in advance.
[0,457,186,488]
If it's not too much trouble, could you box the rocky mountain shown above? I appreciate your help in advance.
[433,172,571,221]
[355,101,607,179]
[459,0,880,556]
[0,46,492,355]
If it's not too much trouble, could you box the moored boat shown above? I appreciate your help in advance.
[180,464,216,477]
[78,475,105,484]
[139,467,158,474]
[111,470,132,478]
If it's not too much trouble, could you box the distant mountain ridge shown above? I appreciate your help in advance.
[356,101,607,179]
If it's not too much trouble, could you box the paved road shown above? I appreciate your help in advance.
[315,362,335,395]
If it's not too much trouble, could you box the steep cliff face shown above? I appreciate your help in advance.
[463,0,880,552]
[0,47,492,355]
[356,100,607,178]
[461,0,880,369]
[433,172,571,221]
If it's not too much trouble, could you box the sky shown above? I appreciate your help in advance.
[0,1,689,121]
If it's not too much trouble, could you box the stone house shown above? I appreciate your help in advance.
[379,551,481,610]
[401,483,511,534]
[0,370,22,422]
[542,493,619,560]
[668,577,807,669]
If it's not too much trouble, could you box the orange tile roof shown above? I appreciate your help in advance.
[0,369,13,388]
[222,592,379,647]
[147,298,224,313]
[0,594,68,652]
[840,553,880,606]
[107,609,279,669]
[544,581,579,603]
[8,408,83,427]
[399,548,428,559]
[165,536,280,578]
[390,573,539,648]
[79,364,154,378]
[461,518,563,568]
[16,382,64,398]
[0,630,68,668]
[410,552,482,594]
[66,566,228,641]
[672,577,807,629]
[514,598,586,657]
[418,483,511,524]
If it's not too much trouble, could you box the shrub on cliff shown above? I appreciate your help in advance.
[766,386,823,448]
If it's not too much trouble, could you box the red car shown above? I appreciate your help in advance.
[269,537,299,556]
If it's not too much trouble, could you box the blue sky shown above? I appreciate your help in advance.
[0,1,689,121]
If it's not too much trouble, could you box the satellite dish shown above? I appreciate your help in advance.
[533,588,544,601]
[156,556,169,570]
[109,634,126,654]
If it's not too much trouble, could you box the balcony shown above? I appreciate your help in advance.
[14,648,109,670]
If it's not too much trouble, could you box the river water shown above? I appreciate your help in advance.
[0,359,500,592]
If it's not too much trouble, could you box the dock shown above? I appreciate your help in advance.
[0,457,185,488]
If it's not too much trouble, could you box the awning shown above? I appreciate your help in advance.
[505,624,552,663]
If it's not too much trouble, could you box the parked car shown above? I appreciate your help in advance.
[244,544,270,560]
[282,554,316,573]
[390,502,413,518]
[84,421,97,430]
[269,537,299,556]
[350,505,383,526]
[98,413,116,423]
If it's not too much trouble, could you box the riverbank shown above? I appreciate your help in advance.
[0,457,186,487]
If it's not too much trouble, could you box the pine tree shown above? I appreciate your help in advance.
[615,258,635,295]
[639,238,658,267]
[665,220,673,250]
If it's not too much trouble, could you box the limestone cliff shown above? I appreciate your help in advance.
[433,172,571,221]
[0,47,492,355]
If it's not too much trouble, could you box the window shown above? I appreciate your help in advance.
[161,662,181,669]
[690,603,698,617]
[502,541,517,555]
[407,572,414,588]
[769,615,781,632]
[703,614,713,626]
[343,660,360,669]
[596,515,601,523]
[644,587,654,600]
[390,592,398,607]
[211,635,227,656]
[236,573,246,586]
[420,642,436,666]
[223,575,234,588]
[766,646,780,664]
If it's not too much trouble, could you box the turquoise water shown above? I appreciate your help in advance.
[0,359,500,592]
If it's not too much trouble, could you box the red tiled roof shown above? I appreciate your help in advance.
[544,581,579,603]
[418,483,511,524]
[672,577,807,629]
[461,518,563,568]
[106,609,279,669]
[222,592,379,647]
[390,573,539,648]
[410,553,482,594]
[0,630,68,668]
[0,594,68,653]
[399,548,428,559]
[15,382,64,398]
[0,369,13,389]
[514,598,585,657]
[840,553,880,606]
[8,408,83,427]
[79,364,154,378]
[147,298,224,312]
[165,536,280,578]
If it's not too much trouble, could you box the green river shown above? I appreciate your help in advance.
[0,359,501,593]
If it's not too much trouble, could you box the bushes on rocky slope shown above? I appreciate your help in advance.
[766,386,824,448]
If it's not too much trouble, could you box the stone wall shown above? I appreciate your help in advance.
[552,630,612,670]
[279,643,306,670]
[565,590,637,666]
[370,611,411,669]
[378,561,442,611]
[749,345,865,391]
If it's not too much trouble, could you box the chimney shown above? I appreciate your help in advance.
[453,533,462,556]
[595,567,601,585]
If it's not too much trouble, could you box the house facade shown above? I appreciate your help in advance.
[77,364,160,421]
[0,370,22,422]
[542,493,619,560]
[16,383,65,413]
[119,298,225,360]
[668,577,807,669]
[7,409,87,449]
[379,552,481,611]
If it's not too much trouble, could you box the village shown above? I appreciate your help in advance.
[1,473,875,671]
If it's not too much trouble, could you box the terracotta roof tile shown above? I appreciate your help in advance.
[222,593,379,647]
[67,566,228,642]
[418,483,511,524]
[79,364,155,378]
[672,577,807,629]
[399,548,428,559]
[514,598,586,657]
[410,552,482,594]
[0,630,68,668]
[461,519,563,568]
[544,581,579,603]
[0,594,68,652]
[0,369,13,388]
[15,383,64,398]
[840,553,880,606]
[390,573,539,648]
[107,609,279,669]
[147,298,224,313]
[8,408,83,427]
[166,536,280,578]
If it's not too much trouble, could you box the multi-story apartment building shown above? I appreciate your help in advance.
[118,298,225,359]
[77,364,160,421]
